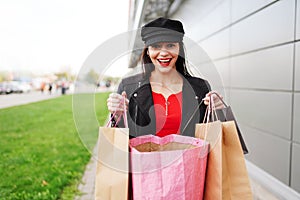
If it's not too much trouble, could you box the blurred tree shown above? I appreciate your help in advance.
[0,71,11,82]
[85,69,99,85]
[55,72,69,80]
[0,73,4,82]
[103,76,120,85]
[55,72,76,81]
[56,65,76,81]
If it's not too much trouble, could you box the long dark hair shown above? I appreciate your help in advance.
[141,42,191,77]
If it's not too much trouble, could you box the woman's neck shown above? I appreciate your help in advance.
[150,70,183,96]
[150,69,182,86]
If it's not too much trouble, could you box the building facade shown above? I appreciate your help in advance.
[128,0,300,197]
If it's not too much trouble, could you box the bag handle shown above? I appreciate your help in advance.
[209,91,228,107]
[182,92,225,133]
[106,96,128,128]
[204,91,230,122]
[202,93,221,141]
[183,92,227,136]
[203,93,219,123]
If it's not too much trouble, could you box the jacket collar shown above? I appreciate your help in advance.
[131,74,200,136]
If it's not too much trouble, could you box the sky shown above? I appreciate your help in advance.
[0,0,130,76]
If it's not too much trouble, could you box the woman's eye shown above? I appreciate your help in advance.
[167,43,176,49]
[150,43,176,50]
[151,44,161,49]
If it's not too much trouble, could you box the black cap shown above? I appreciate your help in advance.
[141,17,185,46]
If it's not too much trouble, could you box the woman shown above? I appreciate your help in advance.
[107,17,223,138]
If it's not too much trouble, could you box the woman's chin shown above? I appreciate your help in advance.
[155,66,175,74]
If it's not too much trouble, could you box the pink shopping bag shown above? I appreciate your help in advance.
[130,134,209,200]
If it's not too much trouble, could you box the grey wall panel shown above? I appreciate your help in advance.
[173,0,231,41]
[231,0,295,55]
[297,0,300,40]
[199,29,230,59]
[191,0,231,40]
[173,0,221,29]
[230,44,294,90]
[293,93,300,143]
[171,0,298,190]
[184,38,225,90]
[230,90,292,140]
[291,143,300,193]
[213,59,231,89]
[188,59,228,96]
[242,125,290,184]
[196,59,231,98]
[295,43,300,91]
[231,0,276,22]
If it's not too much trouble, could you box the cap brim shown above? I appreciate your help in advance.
[145,35,183,46]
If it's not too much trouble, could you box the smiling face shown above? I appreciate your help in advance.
[147,42,180,74]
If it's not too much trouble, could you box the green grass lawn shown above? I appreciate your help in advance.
[0,93,109,200]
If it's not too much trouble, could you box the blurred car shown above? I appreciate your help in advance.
[0,82,5,94]
[17,82,32,93]
[0,82,13,94]
[4,81,32,93]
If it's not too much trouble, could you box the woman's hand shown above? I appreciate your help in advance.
[107,91,129,117]
[203,91,225,109]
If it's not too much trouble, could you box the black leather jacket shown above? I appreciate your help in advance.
[116,73,211,138]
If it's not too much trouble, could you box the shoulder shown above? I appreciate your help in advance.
[184,75,211,91]
[120,73,144,86]
[118,73,146,95]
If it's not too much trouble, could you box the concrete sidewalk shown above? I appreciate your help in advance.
[75,147,97,200]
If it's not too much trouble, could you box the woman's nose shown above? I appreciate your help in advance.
[159,47,169,55]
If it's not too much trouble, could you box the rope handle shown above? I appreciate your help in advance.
[203,92,222,123]
[106,96,128,128]
[203,92,222,141]
[183,92,226,134]
[209,91,228,107]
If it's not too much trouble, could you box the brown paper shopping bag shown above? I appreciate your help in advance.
[195,120,253,200]
[95,96,129,200]
[211,92,248,154]
[95,127,129,200]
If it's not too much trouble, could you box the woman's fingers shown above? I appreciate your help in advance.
[108,93,123,101]
[203,96,210,105]
[203,91,225,109]
[107,93,121,113]
[107,92,129,113]
[121,91,129,108]
[212,93,224,109]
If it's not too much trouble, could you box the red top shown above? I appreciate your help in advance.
[152,91,182,137]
